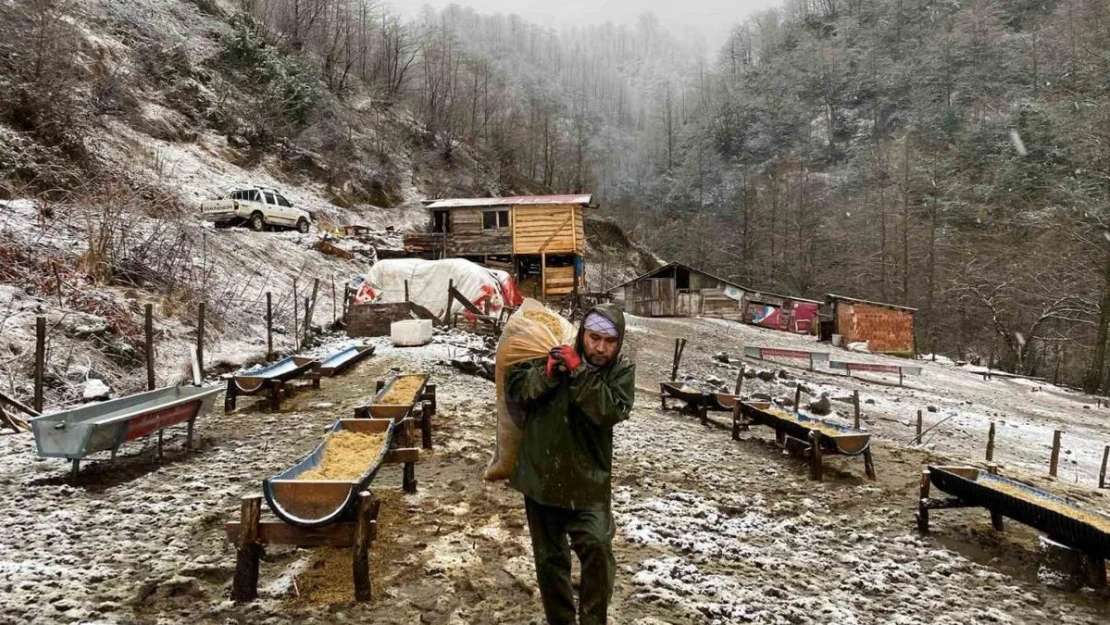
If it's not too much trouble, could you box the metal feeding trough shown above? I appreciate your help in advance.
[224,355,320,412]
[319,345,376,377]
[357,373,430,420]
[30,385,222,479]
[739,401,875,480]
[263,418,396,528]
[921,466,1110,562]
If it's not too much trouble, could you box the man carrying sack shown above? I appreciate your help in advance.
[505,304,635,625]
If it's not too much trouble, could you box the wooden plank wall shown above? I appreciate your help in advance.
[446,209,512,255]
[701,288,745,321]
[514,205,582,254]
[545,266,575,296]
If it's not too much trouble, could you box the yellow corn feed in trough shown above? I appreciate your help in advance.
[987,479,1110,533]
[379,375,424,406]
[763,406,850,438]
[523,309,566,341]
[296,431,387,481]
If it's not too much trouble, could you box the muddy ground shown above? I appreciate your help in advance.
[1,317,1109,624]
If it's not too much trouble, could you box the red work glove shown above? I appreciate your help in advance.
[545,350,560,379]
[552,345,583,373]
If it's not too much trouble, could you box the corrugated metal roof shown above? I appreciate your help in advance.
[425,194,593,209]
[826,293,918,312]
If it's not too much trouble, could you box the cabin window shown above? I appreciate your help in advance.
[482,209,510,230]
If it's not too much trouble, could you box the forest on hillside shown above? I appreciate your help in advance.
[3,0,1110,390]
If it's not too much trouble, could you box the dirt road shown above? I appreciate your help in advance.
[1,318,1108,624]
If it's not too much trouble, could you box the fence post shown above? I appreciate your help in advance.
[853,390,861,429]
[293,279,299,350]
[34,317,45,413]
[794,385,802,412]
[145,304,155,391]
[986,422,995,462]
[1100,445,1109,489]
[915,409,923,444]
[266,292,273,360]
[1049,430,1062,478]
[196,302,206,380]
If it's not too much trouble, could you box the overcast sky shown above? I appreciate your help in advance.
[386,0,784,48]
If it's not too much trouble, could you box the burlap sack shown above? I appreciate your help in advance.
[483,299,576,481]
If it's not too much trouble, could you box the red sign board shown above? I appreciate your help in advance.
[124,401,201,442]
[761,348,810,360]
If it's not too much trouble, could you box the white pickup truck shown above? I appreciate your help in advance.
[199,186,312,233]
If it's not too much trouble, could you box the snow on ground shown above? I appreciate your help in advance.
[2,318,1110,624]
[624,314,1110,490]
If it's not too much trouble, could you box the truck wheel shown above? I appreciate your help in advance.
[250,212,265,232]
[297,218,310,234]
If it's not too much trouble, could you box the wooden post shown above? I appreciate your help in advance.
[269,380,284,412]
[196,303,205,379]
[899,368,904,387]
[1049,430,1062,478]
[403,461,417,494]
[404,280,409,302]
[231,495,262,602]
[266,292,273,360]
[1100,445,1109,489]
[352,491,377,602]
[853,390,861,429]
[986,422,996,462]
[421,401,434,450]
[863,448,876,480]
[144,304,155,391]
[915,410,923,444]
[293,279,299,350]
[304,278,320,344]
[331,279,337,327]
[670,338,687,382]
[699,394,708,427]
[732,402,741,441]
[917,469,931,534]
[809,430,823,481]
[793,385,802,412]
[445,279,454,325]
[735,365,745,396]
[34,316,45,413]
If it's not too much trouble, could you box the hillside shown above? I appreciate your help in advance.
[0,0,648,408]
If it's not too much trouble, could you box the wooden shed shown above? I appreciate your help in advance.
[827,294,917,357]
[609,262,749,320]
[404,194,591,299]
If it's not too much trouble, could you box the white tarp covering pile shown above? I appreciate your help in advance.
[354,258,513,319]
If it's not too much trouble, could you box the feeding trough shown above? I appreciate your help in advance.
[739,401,875,480]
[356,373,430,420]
[918,465,1110,587]
[659,381,738,427]
[29,385,221,479]
[224,355,321,412]
[319,344,376,376]
[263,418,396,528]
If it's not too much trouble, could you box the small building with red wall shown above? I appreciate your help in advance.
[827,294,916,357]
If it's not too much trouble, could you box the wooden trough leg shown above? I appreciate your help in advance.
[731,404,740,441]
[917,469,931,534]
[70,459,80,482]
[1083,556,1108,589]
[425,384,437,413]
[224,377,237,412]
[420,401,433,450]
[269,380,284,412]
[863,448,877,481]
[403,462,417,494]
[231,495,262,603]
[990,508,1005,532]
[353,491,380,602]
[157,430,164,463]
[312,364,322,390]
[809,431,823,481]
[699,395,708,427]
[186,417,196,451]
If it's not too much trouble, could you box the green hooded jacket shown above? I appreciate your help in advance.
[506,304,635,510]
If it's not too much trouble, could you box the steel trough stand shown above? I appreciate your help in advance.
[29,385,222,480]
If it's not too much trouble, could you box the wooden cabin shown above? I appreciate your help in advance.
[609,262,748,319]
[609,262,820,333]
[404,194,592,298]
[827,294,917,356]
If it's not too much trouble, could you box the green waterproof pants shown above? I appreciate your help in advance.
[524,497,616,625]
